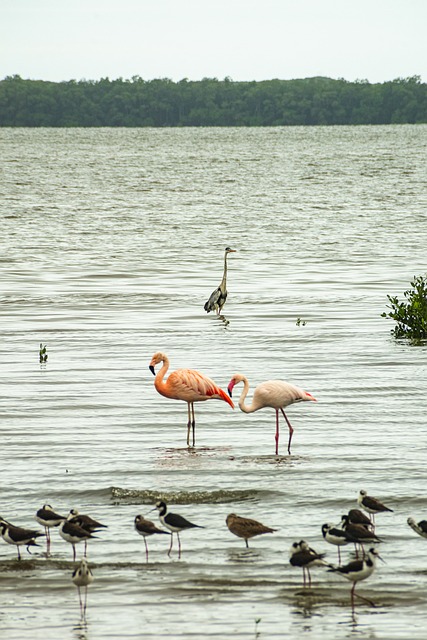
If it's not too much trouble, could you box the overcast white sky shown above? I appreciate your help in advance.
[1,0,426,83]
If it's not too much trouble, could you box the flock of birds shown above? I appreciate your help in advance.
[1,490,427,615]
[3,249,425,621]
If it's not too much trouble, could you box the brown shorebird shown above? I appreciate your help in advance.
[289,540,327,588]
[134,515,171,561]
[348,508,374,529]
[226,513,277,548]
[357,490,393,528]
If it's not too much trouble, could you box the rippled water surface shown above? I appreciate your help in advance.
[1,125,427,639]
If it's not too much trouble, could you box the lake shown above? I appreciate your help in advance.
[1,124,427,639]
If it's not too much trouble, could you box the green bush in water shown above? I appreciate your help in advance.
[382,275,427,343]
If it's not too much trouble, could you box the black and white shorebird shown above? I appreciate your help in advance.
[226,513,277,548]
[328,547,383,607]
[289,540,328,588]
[347,508,374,529]
[203,247,237,315]
[72,558,94,620]
[153,500,203,558]
[134,515,171,562]
[407,517,427,540]
[357,490,393,527]
[67,509,107,533]
[0,517,44,560]
[35,504,66,555]
[321,523,357,564]
[340,515,382,556]
[59,519,97,561]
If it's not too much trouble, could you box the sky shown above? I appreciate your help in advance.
[1,0,426,84]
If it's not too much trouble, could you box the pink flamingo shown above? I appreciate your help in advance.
[227,373,317,455]
[149,352,234,447]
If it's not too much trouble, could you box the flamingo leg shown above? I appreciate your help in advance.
[280,409,294,455]
[191,402,196,446]
[275,409,280,455]
[186,403,191,446]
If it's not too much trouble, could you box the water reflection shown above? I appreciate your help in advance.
[226,548,262,563]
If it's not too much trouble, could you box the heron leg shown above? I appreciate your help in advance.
[280,409,294,455]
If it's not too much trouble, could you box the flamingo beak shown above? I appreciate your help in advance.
[149,365,155,375]
[227,380,235,398]
[306,392,317,402]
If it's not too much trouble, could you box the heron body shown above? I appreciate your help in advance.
[226,513,277,548]
[204,247,236,314]
[149,352,234,447]
[227,373,316,455]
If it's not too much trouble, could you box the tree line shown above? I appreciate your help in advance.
[0,74,426,127]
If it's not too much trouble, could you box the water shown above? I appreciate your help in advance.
[1,125,427,639]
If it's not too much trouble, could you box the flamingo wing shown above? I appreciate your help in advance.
[166,369,234,407]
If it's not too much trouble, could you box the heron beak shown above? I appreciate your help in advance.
[227,380,235,398]
[149,365,155,375]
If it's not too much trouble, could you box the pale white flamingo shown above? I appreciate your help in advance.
[149,352,234,447]
[204,247,236,314]
[227,373,317,455]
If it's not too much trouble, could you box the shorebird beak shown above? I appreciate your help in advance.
[149,365,155,375]
[227,380,235,398]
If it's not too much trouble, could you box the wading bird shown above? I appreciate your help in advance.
[153,500,203,559]
[149,352,234,447]
[59,519,97,561]
[357,490,393,528]
[227,373,317,455]
[204,247,236,315]
[0,518,44,560]
[289,540,327,588]
[35,504,65,555]
[321,523,357,564]
[134,514,171,561]
[226,513,277,548]
[328,547,382,607]
[72,558,94,620]
[407,517,427,540]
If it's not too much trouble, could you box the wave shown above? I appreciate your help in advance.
[110,487,271,505]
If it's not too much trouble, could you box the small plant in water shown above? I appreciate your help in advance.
[296,317,307,326]
[381,275,427,344]
[39,343,48,363]
[254,618,261,639]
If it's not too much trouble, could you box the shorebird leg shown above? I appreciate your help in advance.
[144,537,149,562]
[354,589,376,607]
[275,410,280,455]
[168,533,173,557]
[177,532,182,559]
[280,409,294,455]
[245,539,249,548]
[338,546,341,564]
[17,546,22,561]
[45,527,51,555]
[72,544,76,562]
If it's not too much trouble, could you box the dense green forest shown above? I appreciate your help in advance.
[0,75,426,127]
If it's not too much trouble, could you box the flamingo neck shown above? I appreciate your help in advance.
[154,355,170,393]
[236,377,256,413]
